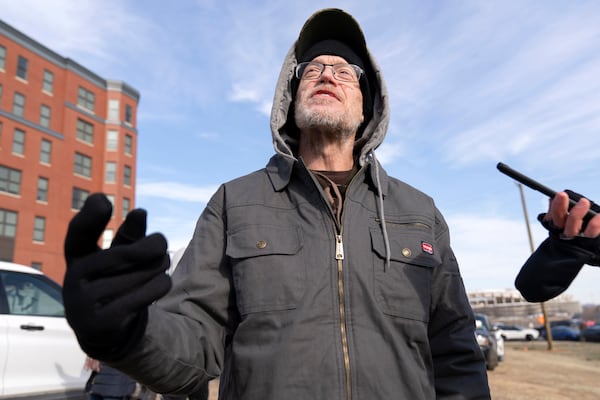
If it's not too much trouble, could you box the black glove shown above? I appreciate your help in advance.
[63,193,172,361]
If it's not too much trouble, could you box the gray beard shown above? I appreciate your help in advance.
[295,104,361,139]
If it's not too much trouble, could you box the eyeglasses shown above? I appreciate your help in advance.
[295,62,364,83]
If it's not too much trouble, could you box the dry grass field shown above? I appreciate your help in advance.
[488,340,600,400]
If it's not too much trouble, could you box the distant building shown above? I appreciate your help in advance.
[468,288,582,326]
[0,19,139,283]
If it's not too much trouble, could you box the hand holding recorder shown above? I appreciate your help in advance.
[545,191,600,239]
[497,162,600,238]
[498,163,600,302]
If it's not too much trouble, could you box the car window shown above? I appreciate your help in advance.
[0,271,65,317]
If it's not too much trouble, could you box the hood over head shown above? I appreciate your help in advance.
[270,8,390,167]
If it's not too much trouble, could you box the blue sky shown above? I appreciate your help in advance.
[4,0,600,303]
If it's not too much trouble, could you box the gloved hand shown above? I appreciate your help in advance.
[539,189,600,234]
[565,189,600,231]
[63,193,172,361]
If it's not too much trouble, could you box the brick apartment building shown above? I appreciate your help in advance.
[0,19,140,284]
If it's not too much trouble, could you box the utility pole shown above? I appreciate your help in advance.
[517,183,553,350]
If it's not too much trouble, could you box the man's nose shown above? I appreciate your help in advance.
[319,65,337,83]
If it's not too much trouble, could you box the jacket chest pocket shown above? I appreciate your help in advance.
[227,224,305,315]
[370,226,441,322]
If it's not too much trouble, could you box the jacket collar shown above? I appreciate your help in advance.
[266,155,294,192]
[266,153,388,197]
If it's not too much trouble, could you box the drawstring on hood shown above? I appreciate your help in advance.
[269,8,392,270]
[371,151,391,271]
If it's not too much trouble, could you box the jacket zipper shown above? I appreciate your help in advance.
[335,168,365,400]
[303,161,363,400]
[335,234,351,400]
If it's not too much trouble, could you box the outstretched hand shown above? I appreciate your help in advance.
[63,193,172,360]
[544,191,600,239]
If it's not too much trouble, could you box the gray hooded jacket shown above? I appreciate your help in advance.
[112,8,490,400]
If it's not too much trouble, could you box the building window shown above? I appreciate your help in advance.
[123,165,132,186]
[40,139,52,164]
[30,262,42,271]
[102,229,114,250]
[74,152,92,177]
[12,129,25,155]
[0,165,22,195]
[76,119,94,144]
[108,100,119,121]
[40,105,51,128]
[124,134,132,155]
[13,92,25,117]
[106,130,118,151]
[105,162,116,183]
[77,86,95,112]
[71,187,89,210]
[106,195,115,208]
[42,70,54,94]
[123,197,130,218]
[0,209,18,238]
[33,216,45,242]
[125,104,133,124]
[0,84,3,102]
[0,45,6,70]
[16,55,28,80]
[37,177,49,202]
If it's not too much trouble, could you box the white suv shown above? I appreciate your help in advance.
[0,261,89,398]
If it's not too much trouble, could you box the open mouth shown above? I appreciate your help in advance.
[312,90,339,100]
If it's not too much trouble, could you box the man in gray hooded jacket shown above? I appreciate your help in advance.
[63,8,490,400]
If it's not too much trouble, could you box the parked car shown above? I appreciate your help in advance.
[542,325,581,341]
[0,261,90,398]
[581,324,600,342]
[475,313,504,361]
[475,319,499,371]
[497,324,540,341]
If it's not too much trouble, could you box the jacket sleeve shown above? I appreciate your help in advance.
[108,185,235,395]
[515,235,599,303]
[428,210,491,400]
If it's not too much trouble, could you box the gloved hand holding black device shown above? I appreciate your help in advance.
[63,193,172,361]
[497,162,599,231]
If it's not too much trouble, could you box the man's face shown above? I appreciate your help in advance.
[295,55,364,136]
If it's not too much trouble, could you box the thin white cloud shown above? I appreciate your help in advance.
[374,142,405,165]
[137,182,218,203]
[369,1,600,179]
[148,214,197,252]
[447,213,547,293]
[449,211,600,304]
[2,0,154,64]
[446,56,600,168]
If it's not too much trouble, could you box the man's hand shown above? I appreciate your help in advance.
[544,191,600,238]
[63,193,172,360]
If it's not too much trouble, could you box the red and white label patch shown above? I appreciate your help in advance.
[421,241,434,255]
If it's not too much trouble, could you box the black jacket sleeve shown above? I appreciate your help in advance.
[515,214,600,302]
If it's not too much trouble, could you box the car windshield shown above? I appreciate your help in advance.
[1,271,65,317]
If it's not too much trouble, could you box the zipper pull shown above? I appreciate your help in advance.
[335,234,344,260]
